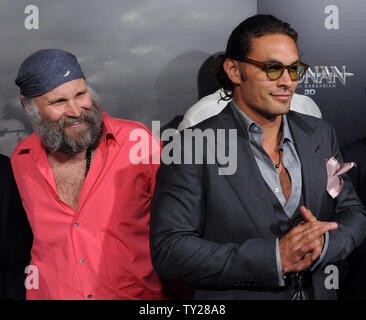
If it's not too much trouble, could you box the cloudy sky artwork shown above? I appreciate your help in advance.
[0,0,256,156]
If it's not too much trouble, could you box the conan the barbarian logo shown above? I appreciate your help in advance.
[298,66,354,90]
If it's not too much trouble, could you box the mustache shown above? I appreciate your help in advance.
[57,110,95,128]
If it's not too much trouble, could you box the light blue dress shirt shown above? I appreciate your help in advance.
[230,101,329,286]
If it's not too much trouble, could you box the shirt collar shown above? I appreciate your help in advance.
[230,99,294,144]
[281,113,294,144]
[100,111,119,147]
[230,99,258,136]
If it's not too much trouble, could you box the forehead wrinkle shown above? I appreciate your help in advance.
[45,83,87,104]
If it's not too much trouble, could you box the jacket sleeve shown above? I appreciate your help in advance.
[318,124,366,268]
[150,135,280,289]
[0,158,33,300]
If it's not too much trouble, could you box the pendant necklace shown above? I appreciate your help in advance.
[85,146,92,178]
[274,131,282,169]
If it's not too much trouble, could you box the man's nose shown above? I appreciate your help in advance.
[277,68,295,87]
[65,99,82,118]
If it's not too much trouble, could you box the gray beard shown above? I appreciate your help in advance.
[28,101,103,154]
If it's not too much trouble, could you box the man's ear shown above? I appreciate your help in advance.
[19,95,25,106]
[223,58,242,85]
[20,95,31,113]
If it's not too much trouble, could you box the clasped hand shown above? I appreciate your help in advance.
[279,206,338,274]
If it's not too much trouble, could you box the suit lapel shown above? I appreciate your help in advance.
[287,112,327,219]
[213,107,281,238]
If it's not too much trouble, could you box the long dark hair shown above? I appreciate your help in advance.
[211,15,298,101]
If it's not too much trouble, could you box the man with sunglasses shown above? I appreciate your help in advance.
[150,15,366,299]
[177,91,322,131]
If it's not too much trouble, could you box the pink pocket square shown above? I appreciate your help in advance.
[326,157,356,198]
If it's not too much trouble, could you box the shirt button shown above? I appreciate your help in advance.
[79,258,84,263]
[74,222,79,227]
[274,187,280,193]
[87,294,93,299]
[253,126,258,131]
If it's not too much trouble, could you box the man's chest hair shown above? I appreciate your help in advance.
[50,159,86,210]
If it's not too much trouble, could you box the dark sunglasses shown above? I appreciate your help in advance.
[234,57,309,81]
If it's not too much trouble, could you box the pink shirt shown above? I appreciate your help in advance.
[11,112,164,300]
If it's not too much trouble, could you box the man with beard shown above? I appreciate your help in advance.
[11,49,163,300]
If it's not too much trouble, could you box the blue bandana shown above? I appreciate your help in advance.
[15,49,85,98]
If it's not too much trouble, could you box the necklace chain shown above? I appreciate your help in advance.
[274,131,282,169]
[85,146,92,178]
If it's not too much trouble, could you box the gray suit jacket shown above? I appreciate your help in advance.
[150,106,366,300]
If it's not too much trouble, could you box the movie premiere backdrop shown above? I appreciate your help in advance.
[0,0,364,156]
